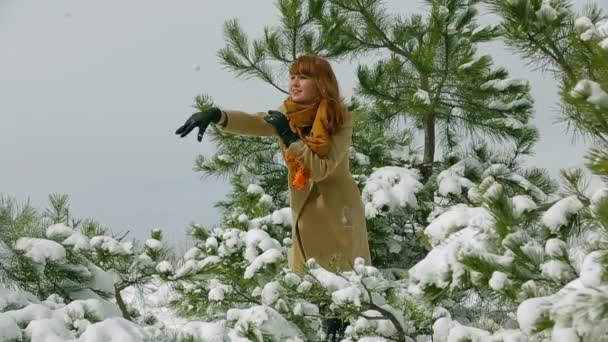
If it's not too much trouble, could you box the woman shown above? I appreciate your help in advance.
[175,55,371,274]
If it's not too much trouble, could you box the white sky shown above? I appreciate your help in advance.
[1,0,606,243]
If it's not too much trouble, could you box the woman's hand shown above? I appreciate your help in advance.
[175,107,222,142]
[264,110,299,147]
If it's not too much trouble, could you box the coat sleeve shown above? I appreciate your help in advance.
[285,116,353,182]
[218,105,285,137]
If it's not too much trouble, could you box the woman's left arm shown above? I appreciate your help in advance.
[285,119,353,182]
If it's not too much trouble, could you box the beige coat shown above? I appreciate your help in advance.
[221,108,371,273]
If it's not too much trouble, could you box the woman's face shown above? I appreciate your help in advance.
[289,73,319,104]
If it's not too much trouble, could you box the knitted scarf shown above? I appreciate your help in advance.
[282,97,331,189]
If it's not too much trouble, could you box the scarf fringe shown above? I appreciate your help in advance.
[285,152,309,189]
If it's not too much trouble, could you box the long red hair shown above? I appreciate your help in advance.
[289,55,347,134]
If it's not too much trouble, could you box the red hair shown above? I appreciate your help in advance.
[289,55,347,134]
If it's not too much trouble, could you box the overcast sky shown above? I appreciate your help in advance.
[2,0,606,243]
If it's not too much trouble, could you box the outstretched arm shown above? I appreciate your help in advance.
[218,109,280,137]
[176,106,281,141]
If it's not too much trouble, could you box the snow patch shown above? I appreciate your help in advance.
[410,227,488,292]
[570,80,608,109]
[361,166,422,218]
[580,251,606,287]
[226,306,304,341]
[414,89,431,105]
[489,271,509,291]
[177,321,229,341]
[488,99,532,111]
[480,78,527,91]
[512,195,537,218]
[46,223,75,241]
[437,162,475,197]
[78,317,149,341]
[424,205,491,247]
[541,196,584,232]
[0,313,22,342]
[246,184,264,195]
[244,249,283,279]
[14,238,66,268]
[90,236,132,256]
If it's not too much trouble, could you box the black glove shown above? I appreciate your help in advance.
[175,107,222,142]
[264,110,299,147]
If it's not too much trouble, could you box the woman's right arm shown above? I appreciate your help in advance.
[217,109,279,137]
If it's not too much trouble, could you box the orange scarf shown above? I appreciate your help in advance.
[282,97,331,189]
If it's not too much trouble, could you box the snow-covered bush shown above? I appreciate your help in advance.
[170,225,426,341]
[0,195,173,323]
[0,280,171,341]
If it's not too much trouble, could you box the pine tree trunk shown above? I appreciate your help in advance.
[422,111,436,181]
[114,286,131,320]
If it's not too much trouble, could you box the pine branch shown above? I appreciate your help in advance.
[525,32,575,78]
[219,20,288,94]
[354,269,407,342]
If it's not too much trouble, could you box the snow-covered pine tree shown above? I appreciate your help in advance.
[484,0,608,172]
[297,0,562,272]
[407,1,608,340]
[317,0,538,179]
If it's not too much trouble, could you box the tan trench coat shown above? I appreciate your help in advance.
[221,108,371,274]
